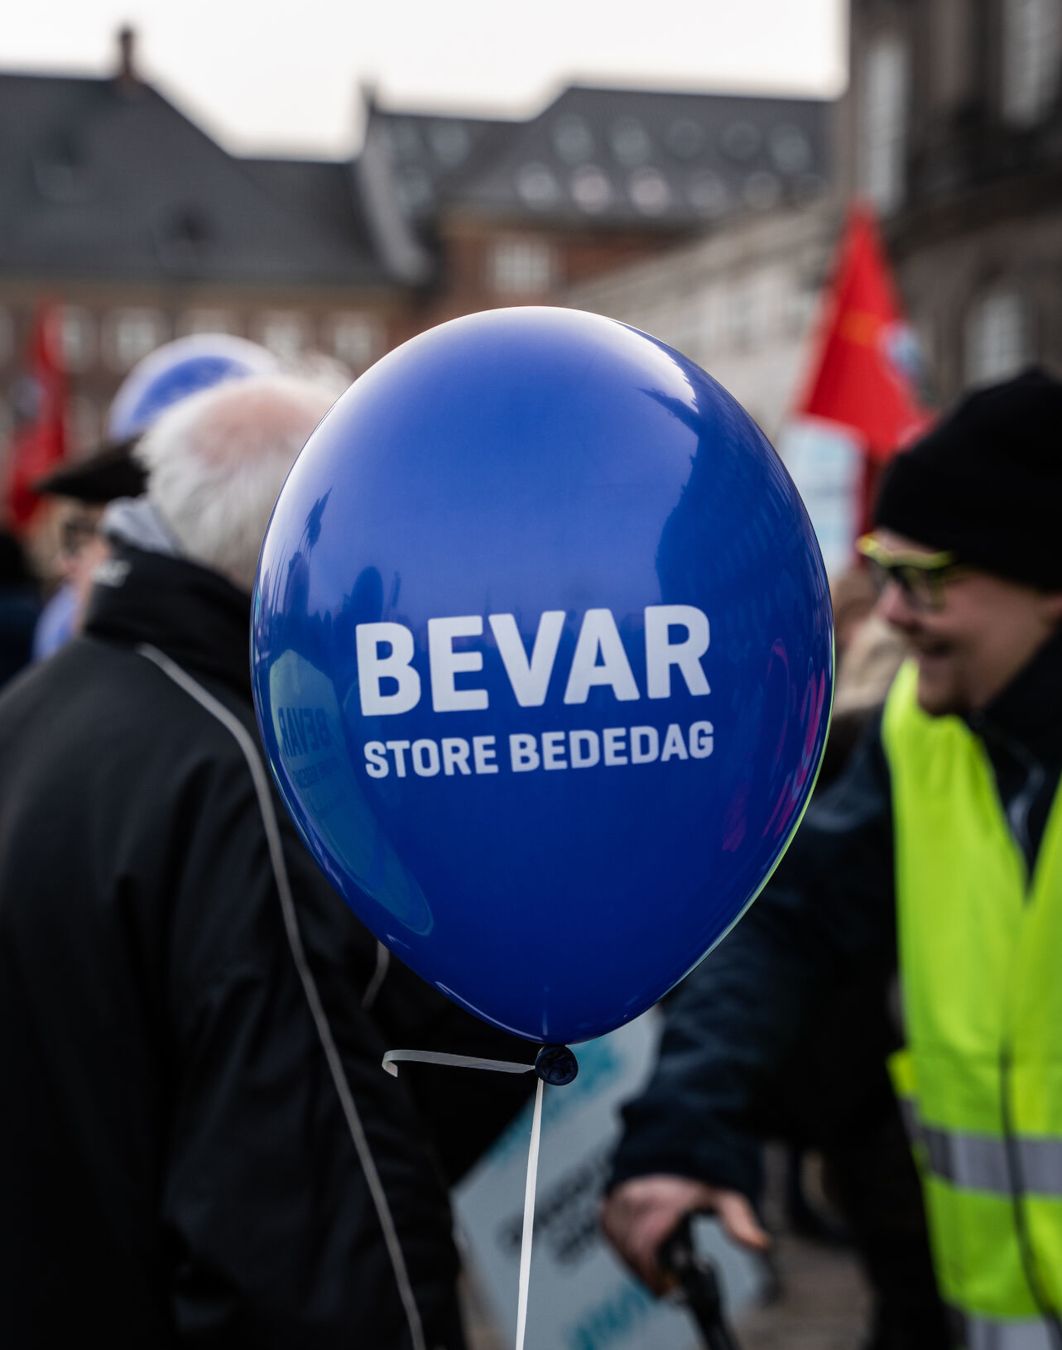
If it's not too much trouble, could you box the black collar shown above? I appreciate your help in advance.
[84,546,252,699]
[970,625,1062,763]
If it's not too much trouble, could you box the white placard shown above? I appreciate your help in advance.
[456,1011,766,1350]
[778,417,863,578]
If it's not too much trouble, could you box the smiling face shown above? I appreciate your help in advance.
[871,530,1062,716]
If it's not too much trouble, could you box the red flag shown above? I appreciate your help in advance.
[6,305,68,533]
[795,203,929,464]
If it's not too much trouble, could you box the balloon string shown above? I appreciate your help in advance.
[515,1075,544,1350]
[382,1048,536,1077]
[382,1047,548,1348]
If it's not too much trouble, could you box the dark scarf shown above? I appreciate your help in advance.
[84,544,252,700]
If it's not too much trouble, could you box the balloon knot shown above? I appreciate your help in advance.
[534,1044,578,1085]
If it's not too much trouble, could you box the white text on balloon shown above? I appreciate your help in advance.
[355,605,710,716]
[362,721,714,779]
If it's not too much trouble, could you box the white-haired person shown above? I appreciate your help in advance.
[0,375,527,1349]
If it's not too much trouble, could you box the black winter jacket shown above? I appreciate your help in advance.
[610,627,1062,1200]
[0,546,528,1349]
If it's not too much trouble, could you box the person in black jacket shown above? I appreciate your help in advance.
[602,369,1062,1348]
[0,528,39,685]
[0,374,527,1349]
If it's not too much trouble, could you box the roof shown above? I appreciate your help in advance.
[365,85,833,230]
[368,108,519,222]
[0,67,836,295]
[0,72,386,287]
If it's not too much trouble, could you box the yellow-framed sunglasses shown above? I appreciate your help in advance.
[856,534,968,612]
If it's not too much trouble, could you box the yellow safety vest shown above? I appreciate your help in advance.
[883,662,1062,1350]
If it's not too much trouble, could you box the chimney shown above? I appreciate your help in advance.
[116,25,138,89]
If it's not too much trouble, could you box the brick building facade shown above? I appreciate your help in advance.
[846,0,1062,398]
[0,30,832,458]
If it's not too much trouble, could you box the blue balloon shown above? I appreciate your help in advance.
[252,308,833,1045]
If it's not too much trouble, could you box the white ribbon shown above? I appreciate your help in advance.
[382,1048,537,1077]
[514,1075,545,1350]
[382,1047,545,1350]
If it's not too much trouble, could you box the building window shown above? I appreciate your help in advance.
[327,313,382,371]
[570,165,613,213]
[964,288,1032,383]
[664,300,705,364]
[932,0,974,110]
[106,308,167,371]
[428,120,471,167]
[721,279,754,352]
[610,117,653,167]
[859,32,909,213]
[742,274,777,345]
[70,395,101,449]
[178,309,237,338]
[784,282,819,339]
[696,290,720,352]
[254,311,308,361]
[552,115,595,164]
[488,238,558,295]
[629,167,672,215]
[58,307,96,372]
[1002,0,1062,125]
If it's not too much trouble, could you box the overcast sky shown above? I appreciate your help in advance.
[4,0,848,158]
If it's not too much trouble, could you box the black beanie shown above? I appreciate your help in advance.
[874,367,1062,590]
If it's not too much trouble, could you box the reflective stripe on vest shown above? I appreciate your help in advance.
[963,1311,1058,1350]
[922,1128,1062,1197]
[882,662,1062,1326]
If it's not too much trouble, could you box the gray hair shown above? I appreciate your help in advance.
[134,375,336,592]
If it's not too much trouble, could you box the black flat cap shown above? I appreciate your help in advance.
[32,437,146,504]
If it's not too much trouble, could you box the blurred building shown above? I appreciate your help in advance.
[0,28,832,456]
[565,200,839,442]
[0,30,392,454]
[363,84,831,340]
[562,200,865,573]
[564,0,1062,577]
[846,0,1062,397]
[570,0,1062,432]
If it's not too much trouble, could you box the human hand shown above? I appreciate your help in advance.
[600,1173,770,1294]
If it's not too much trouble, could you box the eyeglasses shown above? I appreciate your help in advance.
[58,515,100,559]
[856,534,967,612]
